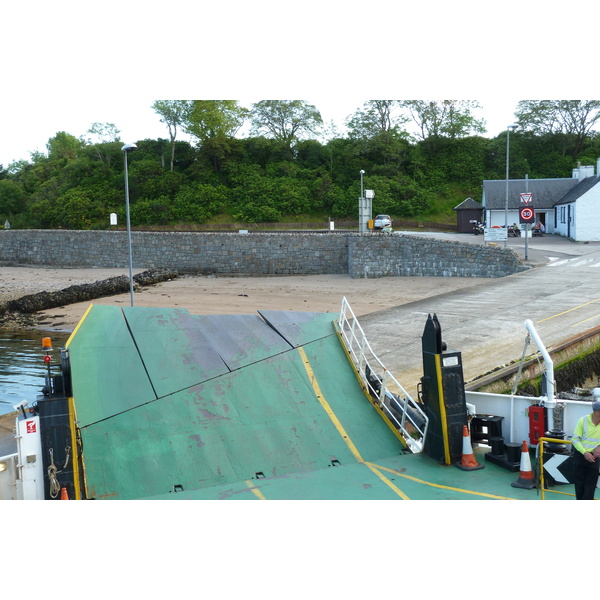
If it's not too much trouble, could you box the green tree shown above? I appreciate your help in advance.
[250,101,323,151]
[85,122,121,144]
[0,179,26,217]
[346,101,408,140]
[185,100,248,172]
[152,100,192,171]
[46,131,82,161]
[82,123,122,171]
[345,101,410,169]
[172,183,229,223]
[29,187,106,229]
[127,159,185,200]
[515,100,600,156]
[356,174,433,217]
[401,100,486,140]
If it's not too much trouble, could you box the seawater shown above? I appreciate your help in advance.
[0,330,71,416]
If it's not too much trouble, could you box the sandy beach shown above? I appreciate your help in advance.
[0,265,484,332]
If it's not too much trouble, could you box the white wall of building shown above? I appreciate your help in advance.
[554,203,574,238]
[573,183,600,241]
[486,209,520,228]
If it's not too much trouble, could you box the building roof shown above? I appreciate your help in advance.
[554,175,600,205]
[482,178,579,210]
[454,197,483,211]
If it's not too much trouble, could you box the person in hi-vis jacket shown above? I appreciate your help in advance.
[572,399,600,500]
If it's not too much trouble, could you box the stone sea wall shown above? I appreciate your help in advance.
[348,234,525,278]
[0,230,526,279]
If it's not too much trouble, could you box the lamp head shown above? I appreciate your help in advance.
[359,170,365,175]
[507,124,518,132]
[121,143,137,153]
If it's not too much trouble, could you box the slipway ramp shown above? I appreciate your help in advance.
[66,303,413,500]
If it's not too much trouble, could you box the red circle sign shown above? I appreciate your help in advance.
[520,207,535,223]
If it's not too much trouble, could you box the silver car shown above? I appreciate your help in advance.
[373,214,392,229]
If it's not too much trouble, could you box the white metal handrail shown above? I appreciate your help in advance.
[336,297,428,452]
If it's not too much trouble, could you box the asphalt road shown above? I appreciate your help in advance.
[360,232,600,399]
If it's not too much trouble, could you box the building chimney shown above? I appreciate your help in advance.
[576,163,594,182]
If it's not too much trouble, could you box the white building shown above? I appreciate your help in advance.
[481,159,600,241]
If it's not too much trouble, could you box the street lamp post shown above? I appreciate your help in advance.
[504,124,518,248]
[122,143,137,306]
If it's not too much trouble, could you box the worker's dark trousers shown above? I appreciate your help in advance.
[573,451,600,500]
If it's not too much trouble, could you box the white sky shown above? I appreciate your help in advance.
[1,2,598,168]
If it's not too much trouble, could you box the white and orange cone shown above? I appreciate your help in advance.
[60,487,69,500]
[511,440,536,489]
[456,424,484,470]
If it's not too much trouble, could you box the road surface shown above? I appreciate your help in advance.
[360,232,600,398]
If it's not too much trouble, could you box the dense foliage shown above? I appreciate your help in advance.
[1,100,599,230]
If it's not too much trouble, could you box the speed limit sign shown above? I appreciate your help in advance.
[519,205,535,224]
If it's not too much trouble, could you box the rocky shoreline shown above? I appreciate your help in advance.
[0,268,179,328]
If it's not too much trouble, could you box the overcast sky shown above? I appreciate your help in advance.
[1,1,597,168]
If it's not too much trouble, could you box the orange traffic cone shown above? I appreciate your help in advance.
[456,425,484,470]
[60,487,69,500]
[511,441,536,489]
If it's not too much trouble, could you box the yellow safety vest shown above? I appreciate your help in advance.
[572,414,600,455]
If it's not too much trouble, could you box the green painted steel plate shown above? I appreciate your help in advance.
[67,305,157,427]
[73,305,555,500]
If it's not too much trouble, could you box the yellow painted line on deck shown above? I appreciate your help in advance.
[371,463,517,500]
[245,480,267,500]
[298,346,364,463]
[364,462,411,499]
[64,303,94,348]
[537,298,600,324]
[298,346,409,500]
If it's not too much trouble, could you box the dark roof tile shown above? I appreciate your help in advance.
[482,178,579,209]
[554,175,600,205]
[454,197,483,210]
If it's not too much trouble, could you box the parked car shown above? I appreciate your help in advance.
[373,215,392,230]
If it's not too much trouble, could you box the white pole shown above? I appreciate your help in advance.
[504,127,510,248]
[524,319,556,428]
[123,149,135,307]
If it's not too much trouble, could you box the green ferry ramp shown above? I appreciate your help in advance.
[64,303,561,500]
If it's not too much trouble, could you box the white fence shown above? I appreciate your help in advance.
[336,297,428,452]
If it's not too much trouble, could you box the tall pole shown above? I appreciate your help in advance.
[524,174,529,260]
[504,124,517,249]
[123,148,135,307]
[504,127,510,248]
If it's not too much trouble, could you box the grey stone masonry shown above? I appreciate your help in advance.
[0,230,526,278]
[348,233,525,278]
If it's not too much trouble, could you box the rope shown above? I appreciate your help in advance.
[511,334,532,396]
[47,446,71,499]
